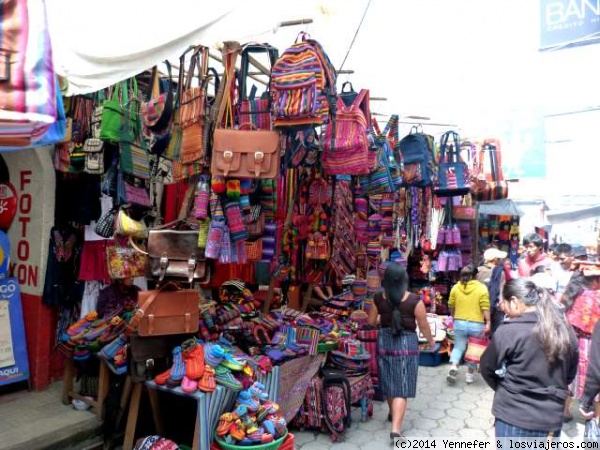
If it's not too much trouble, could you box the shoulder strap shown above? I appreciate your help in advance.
[215,42,241,129]
[126,282,180,332]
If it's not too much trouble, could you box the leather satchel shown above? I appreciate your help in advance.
[129,333,171,382]
[211,128,281,179]
[130,282,200,336]
[147,229,209,283]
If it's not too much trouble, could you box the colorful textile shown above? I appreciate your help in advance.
[277,354,325,423]
[566,288,600,336]
[377,329,419,398]
[0,0,56,126]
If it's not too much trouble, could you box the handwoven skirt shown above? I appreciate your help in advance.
[378,328,419,398]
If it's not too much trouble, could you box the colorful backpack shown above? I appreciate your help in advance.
[270,32,337,127]
[321,88,371,175]
[399,127,436,187]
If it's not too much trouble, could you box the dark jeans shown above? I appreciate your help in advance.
[495,418,561,439]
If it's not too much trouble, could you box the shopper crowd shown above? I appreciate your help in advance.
[369,234,600,442]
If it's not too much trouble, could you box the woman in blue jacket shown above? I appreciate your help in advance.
[480,278,578,439]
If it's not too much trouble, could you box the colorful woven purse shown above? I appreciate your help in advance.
[179,46,209,164]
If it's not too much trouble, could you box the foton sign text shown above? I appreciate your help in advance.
[9,171,39,288]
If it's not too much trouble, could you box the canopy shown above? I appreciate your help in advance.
[546,205,600,225]
[477,199,525,217]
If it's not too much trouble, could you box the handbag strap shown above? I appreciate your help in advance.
[215,42,242,129]
[439,131,461,163]
[127,282,181,332]
[480,139,504,182]
[238,43,278,102]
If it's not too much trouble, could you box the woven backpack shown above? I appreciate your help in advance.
[270,32,337,127]
[321,88,371,175]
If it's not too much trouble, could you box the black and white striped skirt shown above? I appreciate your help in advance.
[377,328,419,398]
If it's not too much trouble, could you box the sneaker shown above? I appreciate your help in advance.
[447,366,458,385]
[465,372,475,384]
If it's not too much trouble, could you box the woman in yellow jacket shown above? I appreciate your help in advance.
[447,264,491,385]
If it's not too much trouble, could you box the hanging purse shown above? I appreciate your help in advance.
[179,47,210,164]
[434,131,471,197]
[94,209,117,238]
[237,44,278,130]
[82,138,104,175]
[100,82,126,142]
[115,209,148,239]
[119,78,151,180]
[141,62,174,133]
[470,139,509,201]
[144,225,210,284]
[106,237,149,279]
[117,171,151,208]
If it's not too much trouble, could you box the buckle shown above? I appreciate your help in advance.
[158,255,168,282]
[188,258,196,284]
[254,151,264,177]
[223,150,233,176]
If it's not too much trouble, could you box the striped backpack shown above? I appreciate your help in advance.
[270,32,337,127]
[321,88,371,175]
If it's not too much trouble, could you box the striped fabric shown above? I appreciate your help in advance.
[377,328,419,398]
[0,0,57,147]
[0,0,56,123]
[120,140,150,180]
[239,98,271,130]
[270,34,336,127]
[322,90,371,176]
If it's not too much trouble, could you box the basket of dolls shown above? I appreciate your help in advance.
[214,430,288,450]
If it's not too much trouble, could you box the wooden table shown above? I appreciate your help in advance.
[122,382,238,450]
[61,357,110,420]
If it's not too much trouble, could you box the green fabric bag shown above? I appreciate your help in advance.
[99,81,127,142]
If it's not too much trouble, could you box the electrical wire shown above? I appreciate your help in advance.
[338,0,372,73]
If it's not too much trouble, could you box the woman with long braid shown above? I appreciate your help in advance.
[480,278,578,439]
[367,263,434,442]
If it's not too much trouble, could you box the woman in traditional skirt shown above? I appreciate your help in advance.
[367,263,435,442]
[561,264,600,421]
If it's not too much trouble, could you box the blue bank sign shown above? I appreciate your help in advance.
[540,0,600,50]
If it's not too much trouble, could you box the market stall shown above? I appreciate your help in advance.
[2,10,516,446]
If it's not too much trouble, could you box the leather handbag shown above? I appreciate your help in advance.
[130,282,200,336]
[212,128,281,179]
[211,44,281,179]
[129,333,171,382]
[471,139,509,201]
[146,227,210,283]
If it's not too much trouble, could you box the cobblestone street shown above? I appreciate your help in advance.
[291,364,586,449]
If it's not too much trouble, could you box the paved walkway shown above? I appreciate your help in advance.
[292,364,586,449]
[0,364,588,449]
